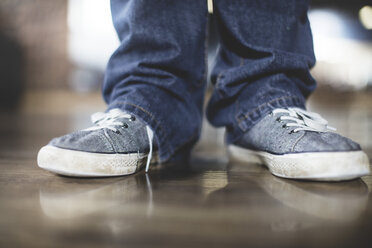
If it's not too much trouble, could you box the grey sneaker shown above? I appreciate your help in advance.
[37,109,155,177]
[228,107,370,181]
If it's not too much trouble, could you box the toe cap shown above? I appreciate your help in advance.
[50,130,114,153]
[293,132,361,153]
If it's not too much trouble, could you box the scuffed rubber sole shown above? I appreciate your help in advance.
[37,145,155,177]
[228,145,370,181]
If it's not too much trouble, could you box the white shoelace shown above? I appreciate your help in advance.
[272,107,336,133]
[84,109,154,172]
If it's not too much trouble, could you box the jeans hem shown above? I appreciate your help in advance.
[107,101,197,163]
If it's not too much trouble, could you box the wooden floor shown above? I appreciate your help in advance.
[0,89,372,248]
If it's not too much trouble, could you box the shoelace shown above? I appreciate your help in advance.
[84,109,154,173]
[272,107,336,133]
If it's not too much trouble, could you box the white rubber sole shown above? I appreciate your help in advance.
[228,145,371,181]
[37,145,156,177]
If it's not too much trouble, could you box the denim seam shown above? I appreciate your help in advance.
[200,10,209,87]
[235,97,240,119]
[215,71,226,99]
[236,42,313,64]
[235,96,304,133]
[233,98,241,132]
[215,55,246,99]
[236,95,303,123]
[233,57,247,119]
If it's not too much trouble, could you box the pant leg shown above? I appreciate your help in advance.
[207,0,316,144]
[103,0,209,162]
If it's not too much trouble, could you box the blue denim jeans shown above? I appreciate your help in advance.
[103,0,316,163]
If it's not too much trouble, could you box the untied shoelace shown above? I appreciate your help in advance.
[84,109,154,172]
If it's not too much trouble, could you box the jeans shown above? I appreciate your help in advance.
[103,0,316,163]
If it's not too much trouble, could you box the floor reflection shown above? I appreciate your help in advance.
[39,163,203,220]
[39,159,369,228]
[255,173,368,222]
[39,175,148,219]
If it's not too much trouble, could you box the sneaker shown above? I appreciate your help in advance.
[37,108,155,177]
[228,107,370,181]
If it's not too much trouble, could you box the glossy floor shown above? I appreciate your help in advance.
[0,90,371,248]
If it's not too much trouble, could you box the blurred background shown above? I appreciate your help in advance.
[0,0,372,104]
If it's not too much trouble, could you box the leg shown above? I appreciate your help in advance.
[103,0,209,162]
[37,0,209,176]
[208,0,370,180]
[207,0,315,143]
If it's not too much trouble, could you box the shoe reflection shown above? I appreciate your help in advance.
[39,159,369,227]
[39,163,203,219]
[211,162,369,223]
[39,173,151,219]
[256,173,369,222]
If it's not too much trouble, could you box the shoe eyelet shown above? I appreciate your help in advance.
[282,124,286,128]
[129,116,136,121]
[276,118,281,122]
[115,130,121,134]
[122,123,129,128]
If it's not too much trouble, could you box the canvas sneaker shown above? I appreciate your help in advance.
[37,108,156,177]
[228,107,370,181]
